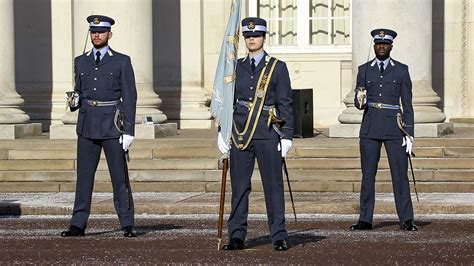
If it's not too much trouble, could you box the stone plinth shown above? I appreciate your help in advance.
[0,124,42,139]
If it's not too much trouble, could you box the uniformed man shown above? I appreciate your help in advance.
[61,15,137,237]
[217,17,294,251]
[350,28,417,231]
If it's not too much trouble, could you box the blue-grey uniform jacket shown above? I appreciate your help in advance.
[355,58,414,139]
[234,53,294,140]
[71,48,137,139]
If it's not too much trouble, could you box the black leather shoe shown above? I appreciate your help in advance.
[401,220,418,231]
[61,225,85,237]
[273,239,288,251]
[222,238,244,250]
[123,226,137,237]
[349,220,373,230]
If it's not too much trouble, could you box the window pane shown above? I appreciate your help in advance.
[258,0,297,46]
[309,19,328,45]
[332,0,349,17]
[309,0,350,45]
[331,0,350,45]
[331,18,349,44]
[257,0,277,18]
[310,0,328,18]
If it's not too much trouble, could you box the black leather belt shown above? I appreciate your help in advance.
[85,99,120,107]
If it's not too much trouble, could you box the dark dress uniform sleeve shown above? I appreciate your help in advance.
[400,65,414,137]
[275,62,294,140]
[120,56,137,136]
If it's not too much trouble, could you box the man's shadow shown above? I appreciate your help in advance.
[88,224,184,236]
[245,230,326,249]
[372,221,431,230]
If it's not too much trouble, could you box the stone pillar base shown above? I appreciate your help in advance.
[329,123,454,138]
[0,123,42,139]
[49,123,178,139]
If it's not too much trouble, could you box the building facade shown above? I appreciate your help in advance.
[0,0,472,138]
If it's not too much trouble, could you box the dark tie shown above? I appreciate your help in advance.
[379,62,384,73]
[251,58,256,72]
[95,51,101,65]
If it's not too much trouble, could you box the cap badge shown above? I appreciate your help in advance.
[93,17,100,25]
[248,21,255,30]
[379,31,385,37]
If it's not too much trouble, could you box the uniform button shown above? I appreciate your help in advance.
[250,86,253,90]
[250,76,254,79]
[94,78,97,80]
[249,98,252,101]
[93,88,97,91]
[380,76,383,78]
[379,84,383,87]
[379,93,382,96]
[95,68,98,70]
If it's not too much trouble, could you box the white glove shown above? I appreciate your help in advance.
[402,135,414,155]
[119,134,134,151]
[355,87,367,110]
[217,132,230,154]
[277,139,292,158]
[66,92,80,108]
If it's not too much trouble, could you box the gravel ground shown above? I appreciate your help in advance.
[0,214,472,264]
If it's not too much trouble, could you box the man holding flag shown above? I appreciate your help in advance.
[211,11,294,251]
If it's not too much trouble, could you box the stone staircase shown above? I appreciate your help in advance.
[0,130,473,193]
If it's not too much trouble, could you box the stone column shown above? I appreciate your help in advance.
[50,0,74,127]
[0,0,41,139]
[177,0,211,128]
[156,0,212,129]
[331,0,452,137]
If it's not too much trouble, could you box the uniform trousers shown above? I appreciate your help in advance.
[228,138,287,244]
[359,137,414,223]
[70,136,134,229]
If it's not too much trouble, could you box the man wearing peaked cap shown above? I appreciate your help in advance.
[217,17,294,251]
[371,28,397,44]
[351,28,418,232]
[61,15,138,238]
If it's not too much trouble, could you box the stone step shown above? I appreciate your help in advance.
[449,118,474,127]
[0,180,471,193]
[2,137,474,150]
[285,158,474,170]
[2,148,220,160]
[1,169,473,183]
[1,157,474,171]
[0,168,472,193]
[2,146,474,160]
[0,158,219,171]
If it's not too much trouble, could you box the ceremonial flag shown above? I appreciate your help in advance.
[210,0,241,147]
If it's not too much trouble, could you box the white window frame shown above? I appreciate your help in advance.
[248,0,352,53]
